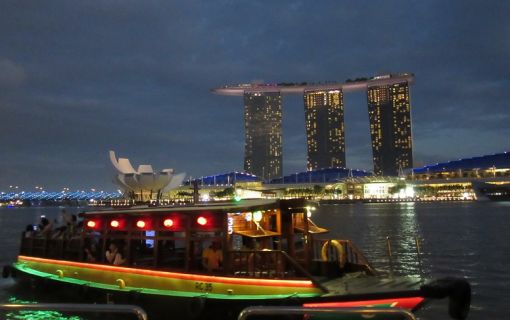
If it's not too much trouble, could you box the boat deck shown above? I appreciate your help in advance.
[321,273,425,297]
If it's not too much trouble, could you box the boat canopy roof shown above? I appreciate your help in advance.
[84,199,311,216]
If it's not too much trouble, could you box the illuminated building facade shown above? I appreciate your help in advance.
[212,73,414,177]
[304,90,345,170]
[367,81,413,176]
[244,92,282,180]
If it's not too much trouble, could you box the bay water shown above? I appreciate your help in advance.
[0,202,508,319]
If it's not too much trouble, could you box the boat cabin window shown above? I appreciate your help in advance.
[83,229,102,263]
[227,209,281,240]
[188,211,224,272]
[157,231,186,270]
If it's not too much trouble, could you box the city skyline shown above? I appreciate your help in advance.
[213,73,414,178]
[1,1,509,190]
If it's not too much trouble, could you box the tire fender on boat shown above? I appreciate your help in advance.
[321,240,346,268]
[420,277,471,320]
[448,279,471,320]
[2,265,11,278]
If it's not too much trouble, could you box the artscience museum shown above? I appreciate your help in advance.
[109,151,185,201]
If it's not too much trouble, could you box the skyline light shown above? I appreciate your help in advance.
[1,2,509,190]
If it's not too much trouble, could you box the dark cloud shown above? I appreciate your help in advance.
[1,0,509,190]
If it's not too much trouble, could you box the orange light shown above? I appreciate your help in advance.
[86,220,96,228]
[136,220,146,228]
[163,218,174,228]
[110,220,120,228]
[197,216,207,226]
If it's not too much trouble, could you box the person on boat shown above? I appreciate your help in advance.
[202,240,223,272]
[84,244,98,262]
[83,237,98,262]
[38,216,53,237]
[105,242,126,266]
[63,214,78,238]
[24,224,35,238]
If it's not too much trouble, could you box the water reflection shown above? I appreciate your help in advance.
[314,202,424,276]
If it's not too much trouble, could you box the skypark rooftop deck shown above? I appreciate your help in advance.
[212,73,414,96]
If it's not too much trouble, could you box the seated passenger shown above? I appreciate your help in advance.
[105,242,126,266]
[84,241,98,262]
[38,217,53,237]
[24,224,35,238]
[202,241,223,272]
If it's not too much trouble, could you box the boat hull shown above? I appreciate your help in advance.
[11,255,428,320]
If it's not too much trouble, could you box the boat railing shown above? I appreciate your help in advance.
[226,249,328,292]
[227,250,284,278]
[312,239,377,275]
[237,305,417,320]
[19,232,82,261]
[0,303,148,320]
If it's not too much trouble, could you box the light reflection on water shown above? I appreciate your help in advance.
[1,202,509,320]
[313,201,510,320]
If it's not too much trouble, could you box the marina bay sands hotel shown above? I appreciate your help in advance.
[212,73,413,180]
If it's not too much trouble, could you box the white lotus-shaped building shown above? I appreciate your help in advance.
[109,151,185,197]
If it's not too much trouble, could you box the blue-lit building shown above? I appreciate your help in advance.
[182,168,372,187]
[269,167,372,184]
[410,151,510,179]
[184,171,260,186]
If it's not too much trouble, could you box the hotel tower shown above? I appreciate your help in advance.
[304,90,346,170]
[212,73,414,178]
[367,80,413,176]
[243,92,282,181]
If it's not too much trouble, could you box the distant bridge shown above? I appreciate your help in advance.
[0,191,122,202]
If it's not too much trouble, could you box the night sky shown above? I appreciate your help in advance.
[1,1,509,191]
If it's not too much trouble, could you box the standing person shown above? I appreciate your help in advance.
[202,241,223,272]
[64,214,78,238]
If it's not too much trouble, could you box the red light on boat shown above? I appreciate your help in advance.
[197,216,208,226]
[303,297,424,310]
[86,220,96,228]
[136,220,146,229]
[110,220,120,228]
[163,218,174,228]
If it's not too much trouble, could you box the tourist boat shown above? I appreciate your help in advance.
[6,199,470,319]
